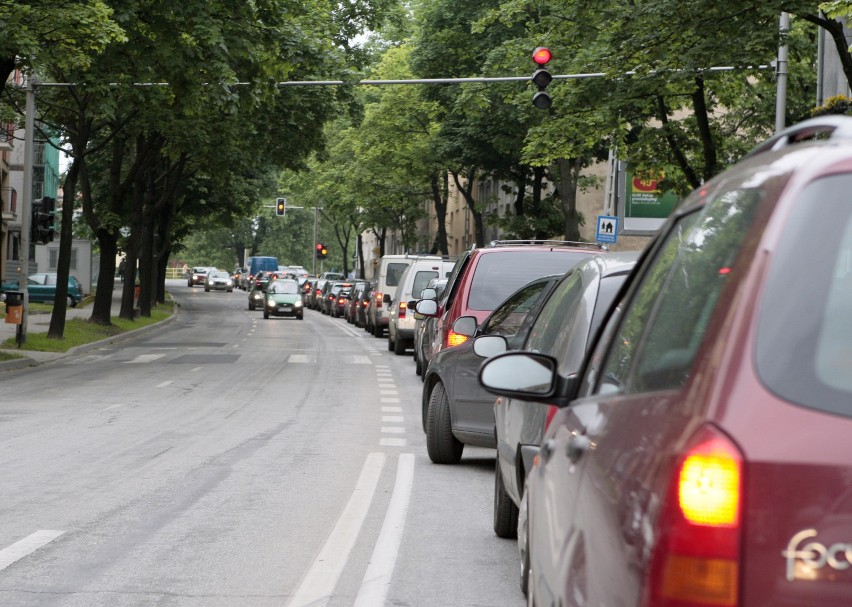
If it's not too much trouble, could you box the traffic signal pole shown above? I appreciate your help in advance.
[18,74,36,345]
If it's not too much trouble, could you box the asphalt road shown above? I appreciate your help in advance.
[0,279,524,607]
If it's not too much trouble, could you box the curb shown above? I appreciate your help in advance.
[0,302,181,372]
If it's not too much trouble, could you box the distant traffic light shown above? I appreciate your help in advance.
[531,47,553,110]
[275,197,286,216]
[315,243,328,259]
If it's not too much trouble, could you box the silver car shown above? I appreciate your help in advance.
[204,270,234,292]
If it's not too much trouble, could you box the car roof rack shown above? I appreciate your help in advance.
[745,115,852,158]
[487,239,608,251]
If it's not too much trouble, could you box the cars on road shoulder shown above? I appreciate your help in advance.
[26,273,85,307]
[479,116,852,606]
[388,257,454,355]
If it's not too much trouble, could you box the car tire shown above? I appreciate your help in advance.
[426,381,463,464]
[227,289,233,293]
[394,335,406,355]
[249,302,254,310]
[494,459,519,539]
[205,287,210,292]
[415,352,422,376]
[388,333,395,351]
[67,296,77,308]
[263,310,269,319]
[298,314,304,320]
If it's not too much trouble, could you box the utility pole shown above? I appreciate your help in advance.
[312,206,318,277]
[17,74,36,345]
[775,12,790,134]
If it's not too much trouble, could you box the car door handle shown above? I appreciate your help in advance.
[567,435,591,464]
[540,439,555,463]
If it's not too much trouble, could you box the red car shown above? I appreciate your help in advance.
[480,116,852,606]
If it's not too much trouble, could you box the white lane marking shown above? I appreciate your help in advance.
[374,366,390,370]
[380,398,400,404]
[353,453,415,607]
[382,407,403,413]
[0,530,65,571]
[191,367,203,372]
[350,356,372,364]
[379,390,398,396]
[378,383,395,389]
[382,427,405,434]
[156,381,173,388]
[124,354,166,364]
[382,416,404,423]
[101,404,125,411]
[288,354,317,364]
[379,438,407,447]
[286,453,386,607]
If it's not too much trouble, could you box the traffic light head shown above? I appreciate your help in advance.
[315,243,327,259]
[31,197,56,244]
[531,47,553,110]
[275,198,286,216]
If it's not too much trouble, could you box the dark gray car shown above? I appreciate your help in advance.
[486,252,639,542]
[421,274,563,464]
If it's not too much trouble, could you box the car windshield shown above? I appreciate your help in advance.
[270,281,299,294]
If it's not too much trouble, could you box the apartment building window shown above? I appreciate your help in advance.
[49,248,77,271]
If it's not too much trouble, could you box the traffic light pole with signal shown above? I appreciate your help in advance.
[31,196,56,244]
[275,197,287,216]
[531,47,553,109]
[314,243,328,259]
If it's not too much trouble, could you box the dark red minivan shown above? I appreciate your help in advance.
[480,116,852,606]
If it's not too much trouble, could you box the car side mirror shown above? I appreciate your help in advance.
[419,287,437,300]
[452,316,477,338]
[416,299,438,316]
[472,335,508,358]
[479,352,560,401]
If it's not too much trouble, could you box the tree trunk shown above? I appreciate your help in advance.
[48,160,80,338]
[450,169,484,247]
[555,158,583,242]
[430,170,449,255]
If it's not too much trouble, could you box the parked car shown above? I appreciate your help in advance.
[388,257,455,355]
[368,254,444,337]
[308,278,330,310]
[187,266,211,287]
[263,279,304,320]
[416,241,607,364]
[413,277,447,377]
[26,273,84,307]
[480,252,639,540]
[321,281,353,316]
[421,273,564,464]
[479,116,852,605]
[204,270,234,292]
[329,284,353,318]
[345,281,367,324]
[356,282,373,329]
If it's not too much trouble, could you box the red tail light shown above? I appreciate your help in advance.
[645,425,742,607]
[398,301,407,319]
[375,292,383,309]
[446,330,468,348]
[338,297,346,304]
[361,300,368,308]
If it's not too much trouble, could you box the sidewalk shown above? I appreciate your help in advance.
[0,285,173,370]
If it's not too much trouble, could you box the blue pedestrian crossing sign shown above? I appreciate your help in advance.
[596,215,618,244]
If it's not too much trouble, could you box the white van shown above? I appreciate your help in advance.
[387,257,455,354]
[368,254,441,337]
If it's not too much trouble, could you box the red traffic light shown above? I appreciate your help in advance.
[532,47,552,65]
[315,243,323,251]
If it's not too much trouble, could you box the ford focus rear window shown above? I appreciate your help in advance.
[757,173,852,417]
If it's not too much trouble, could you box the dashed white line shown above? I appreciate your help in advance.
[382,427,405,434]
[124,354,166,364]
[381,398,400,404]
[380,438,407,447]
[382,407,403,413]
[156,381,173,388]
[288,354,317,364]
[286,453,386,607]
[379,390,398,396]
[353,454,415,607]
[382,416,404,423]
[0,530,65,571]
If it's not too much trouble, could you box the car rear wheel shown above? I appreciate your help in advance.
[67,295,77,308]
[263,310,269,319]
[426,381,463,464]
[494,459,519,538]
[388,335,395,351]
[414,351,422,376]
[519,489,531,597]
[394,335,406,355]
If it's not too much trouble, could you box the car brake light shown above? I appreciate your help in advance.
[446,330,468,348]
[645,425,742,607]
[338,297,346,304]
[399,301,407,319]
[375,292,382,309]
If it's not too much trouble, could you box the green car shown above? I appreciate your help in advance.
[263,279,304,320]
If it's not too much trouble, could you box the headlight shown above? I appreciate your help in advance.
[294,300,303,307]
[266,300,276,308]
